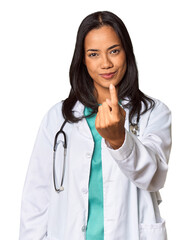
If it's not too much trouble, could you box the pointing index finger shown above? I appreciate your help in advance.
[109,84,119,115]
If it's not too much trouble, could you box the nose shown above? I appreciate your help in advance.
[100,55,113,69]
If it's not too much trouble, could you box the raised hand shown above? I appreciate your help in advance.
[95,84,126,149]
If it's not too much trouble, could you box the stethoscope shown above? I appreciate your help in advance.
[53,119,68,193]
[53,119,139,193]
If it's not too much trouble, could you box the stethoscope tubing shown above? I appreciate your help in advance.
[53,117,139,193]
[53,119,67,193]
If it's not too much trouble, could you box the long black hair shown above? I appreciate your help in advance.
[62,11,155,124]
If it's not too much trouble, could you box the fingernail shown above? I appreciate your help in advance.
[110,84,114,90]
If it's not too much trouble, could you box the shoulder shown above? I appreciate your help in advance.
[142,97,171,131]
[137,96,171,132]
[46,101,63,117]
[122,95,171,116]
[43,101,64,124]
[148,96,171,115]
[39,101,64,139]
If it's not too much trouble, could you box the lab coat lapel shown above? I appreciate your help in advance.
[72,100,93,140]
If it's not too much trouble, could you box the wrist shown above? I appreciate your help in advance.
[107,132,125,150]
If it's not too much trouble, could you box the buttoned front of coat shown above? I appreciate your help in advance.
[19,97,171,240]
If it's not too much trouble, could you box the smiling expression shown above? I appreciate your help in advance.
[84,25,127,103]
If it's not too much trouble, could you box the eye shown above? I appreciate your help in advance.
[110,49,120,54]
[88,53,98,57]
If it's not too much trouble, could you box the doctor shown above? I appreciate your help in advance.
[19,11,172,240]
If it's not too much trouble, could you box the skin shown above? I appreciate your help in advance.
[84,25,127,149]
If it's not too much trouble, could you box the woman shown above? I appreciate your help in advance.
[19,11,172,240]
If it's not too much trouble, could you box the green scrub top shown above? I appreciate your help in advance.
[84,106,104,240]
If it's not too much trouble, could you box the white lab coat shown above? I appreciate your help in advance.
[19,97,171,240]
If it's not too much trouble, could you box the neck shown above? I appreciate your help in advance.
[94,86,118,104]
[96,92,111,104]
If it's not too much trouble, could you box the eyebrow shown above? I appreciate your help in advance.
[87,44,120,52]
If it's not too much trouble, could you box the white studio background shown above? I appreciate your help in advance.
[0,0,190,238]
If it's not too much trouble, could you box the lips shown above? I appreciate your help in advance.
[100,71,117,79]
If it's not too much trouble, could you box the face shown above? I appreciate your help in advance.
[84,25,127,103]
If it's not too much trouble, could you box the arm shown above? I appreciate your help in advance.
[19,112,53,240]
[105,100,172,192]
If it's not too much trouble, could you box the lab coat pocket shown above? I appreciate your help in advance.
[139,219,167,240]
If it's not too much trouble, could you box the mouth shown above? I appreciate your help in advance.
[99,71,117,79]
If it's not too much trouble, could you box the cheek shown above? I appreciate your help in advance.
[117,60,127,81]
[122,53,127,70]
[85,59,96,74]
[118,56,127,73]
[122,61,127,73]
[115,51,126,67]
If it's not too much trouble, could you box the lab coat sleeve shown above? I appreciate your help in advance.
[19,111,53,240]
[105,100,172,192]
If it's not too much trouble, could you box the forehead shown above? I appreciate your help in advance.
[84,25,121,48]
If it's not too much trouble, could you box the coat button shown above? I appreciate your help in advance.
[81,187,88,194]
[81,225,87,232]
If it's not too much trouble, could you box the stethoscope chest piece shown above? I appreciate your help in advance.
[129,123,139,136]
